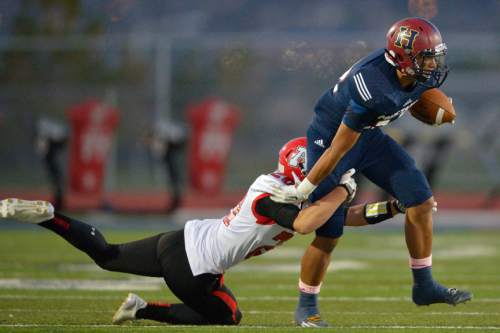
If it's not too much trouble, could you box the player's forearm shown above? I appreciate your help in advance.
[344,203,366,226]
[305,124,360,186]
[305,148,343,185]
[293,187,348,234]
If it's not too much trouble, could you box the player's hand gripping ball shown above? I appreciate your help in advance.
[410,88,456,126]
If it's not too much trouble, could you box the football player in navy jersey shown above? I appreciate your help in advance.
[270,17,472,327]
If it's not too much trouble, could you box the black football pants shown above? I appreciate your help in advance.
[39,213,241,325]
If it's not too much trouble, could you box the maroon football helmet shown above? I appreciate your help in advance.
[278,137,307,182]
[385,17,448,87]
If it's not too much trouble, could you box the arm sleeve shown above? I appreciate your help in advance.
[254,196,300,231]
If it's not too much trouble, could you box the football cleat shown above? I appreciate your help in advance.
[296,314,329,328]
[413,283,472,306]
[444,288,473,305]
[295,306,329,328]
[112,293,147,325]
[0,198,54,224]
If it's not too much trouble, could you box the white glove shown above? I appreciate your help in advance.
[339,168,357,203]
[270,173,310,204]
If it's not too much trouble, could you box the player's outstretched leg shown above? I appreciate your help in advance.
[412,266,472,306]
[1,198,164,277]
[0,198,54,223]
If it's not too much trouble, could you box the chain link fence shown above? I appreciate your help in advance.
[0,32,498,197]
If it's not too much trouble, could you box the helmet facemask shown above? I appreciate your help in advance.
[410,43,449,87]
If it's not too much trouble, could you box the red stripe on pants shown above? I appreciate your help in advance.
[212,290,237,322]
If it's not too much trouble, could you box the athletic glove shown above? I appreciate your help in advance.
[270,173,312,204]
[338,168,357,203]
[270,168,358,204]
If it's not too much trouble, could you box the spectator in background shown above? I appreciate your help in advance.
[148,121,187,214]
[35,117,68,211]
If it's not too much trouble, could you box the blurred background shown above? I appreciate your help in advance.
[0,0,499,214]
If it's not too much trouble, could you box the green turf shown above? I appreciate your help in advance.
[0,226,499,332]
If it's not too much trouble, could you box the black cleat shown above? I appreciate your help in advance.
[442,288,473,306]
[413,283,472,306]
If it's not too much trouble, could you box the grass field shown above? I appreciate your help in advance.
[0,220,499,332]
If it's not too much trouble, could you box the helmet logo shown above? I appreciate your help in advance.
[288,146,307,173]
[394,26,419,50]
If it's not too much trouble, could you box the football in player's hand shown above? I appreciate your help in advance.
[409,88,456,126]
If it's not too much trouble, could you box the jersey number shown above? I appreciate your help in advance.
[244,231,294,259]
[223,198,245,226]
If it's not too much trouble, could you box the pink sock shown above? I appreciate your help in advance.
[409,255,432,269]
[299,279,322,294]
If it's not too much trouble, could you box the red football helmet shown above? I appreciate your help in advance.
[385,17,448,87]
[278,137,307,182]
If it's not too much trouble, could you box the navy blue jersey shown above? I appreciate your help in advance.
[310,48,431,140]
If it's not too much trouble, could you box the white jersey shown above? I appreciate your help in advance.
[184,173,296,276]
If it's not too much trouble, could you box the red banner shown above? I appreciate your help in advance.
[188,98,240,193]
[67,100,119,197]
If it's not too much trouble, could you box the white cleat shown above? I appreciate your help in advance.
[0,198,54,223]
[112,293,147,325]
[297,314,329,328]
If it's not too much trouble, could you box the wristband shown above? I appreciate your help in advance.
[297,178,317,198]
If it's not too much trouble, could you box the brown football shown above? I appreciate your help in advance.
[409,88,456,126]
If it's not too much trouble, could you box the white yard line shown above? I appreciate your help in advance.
[2,308,498,316]
[266,245,498,260]
[236,296,500,303]
[238,284,500,291]
[0,294,499,303]
[59,260,368,274]
[1,308,113,313]
[0,278,496,292]
[0,278,162,290]
[233,260,367,272]
[0,324,499,330]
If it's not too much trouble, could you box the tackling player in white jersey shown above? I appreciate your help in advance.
[0,137,404,326]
